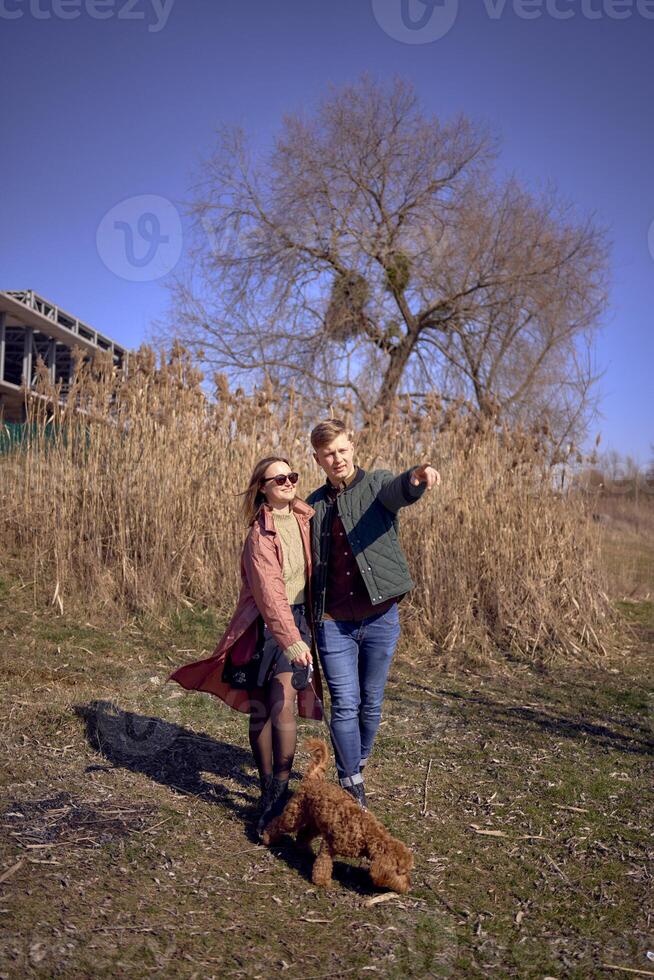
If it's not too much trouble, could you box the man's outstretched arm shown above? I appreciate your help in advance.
[377,464,441,513]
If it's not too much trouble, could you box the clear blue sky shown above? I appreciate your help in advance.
[1,0,652,461]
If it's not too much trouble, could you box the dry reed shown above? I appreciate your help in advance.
[0,346,616,667]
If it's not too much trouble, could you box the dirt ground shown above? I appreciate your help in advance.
[1,576,652,979]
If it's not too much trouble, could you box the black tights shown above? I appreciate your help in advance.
[248,672,297,782]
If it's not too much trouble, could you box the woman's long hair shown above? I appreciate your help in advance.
[241,455,292,527]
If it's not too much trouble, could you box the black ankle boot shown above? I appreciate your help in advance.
[256,777,290,836]
[258,773,273,811]
[343,781,368,810]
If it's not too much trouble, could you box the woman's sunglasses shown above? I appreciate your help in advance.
[261,472,299,487]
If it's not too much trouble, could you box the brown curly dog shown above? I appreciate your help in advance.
[261,738,414,893]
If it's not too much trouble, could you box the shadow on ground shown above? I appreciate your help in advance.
[74,700,263,819]
[259,831,375,895]
[74,701,387,896]
[402,684,654,756]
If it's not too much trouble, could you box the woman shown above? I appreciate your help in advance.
[167,456,323,835]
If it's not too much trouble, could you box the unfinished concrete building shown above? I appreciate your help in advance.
[0,290,128,423]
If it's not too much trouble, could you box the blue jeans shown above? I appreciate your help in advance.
[315,604,401,783]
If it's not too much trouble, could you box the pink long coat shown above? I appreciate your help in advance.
[167,499,324,720]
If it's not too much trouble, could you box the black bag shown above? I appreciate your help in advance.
[291,660,313,691]
[221,652,254,689]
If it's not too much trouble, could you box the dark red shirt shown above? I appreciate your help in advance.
[324,472,397,622]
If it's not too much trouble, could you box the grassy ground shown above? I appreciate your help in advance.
[0,575,652,979]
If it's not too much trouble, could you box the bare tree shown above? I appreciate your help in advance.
[164,75,609,439]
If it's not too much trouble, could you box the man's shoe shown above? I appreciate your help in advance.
[343,781,368,810]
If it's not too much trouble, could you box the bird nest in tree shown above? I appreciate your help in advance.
[324,271,369,341]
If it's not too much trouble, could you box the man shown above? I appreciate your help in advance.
[306,419,440,808]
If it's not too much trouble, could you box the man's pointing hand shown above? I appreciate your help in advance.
[410,464,441,489]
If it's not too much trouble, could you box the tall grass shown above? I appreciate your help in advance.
[0,346,616,666]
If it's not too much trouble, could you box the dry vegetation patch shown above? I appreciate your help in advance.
[593,496,654,601]
[3,793,156,851]
[0,347,618,668]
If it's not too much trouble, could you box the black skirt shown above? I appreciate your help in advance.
[222,603,310,690]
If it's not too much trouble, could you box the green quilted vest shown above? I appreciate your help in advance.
[306,467,427,622]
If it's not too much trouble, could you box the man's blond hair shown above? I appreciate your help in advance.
[310,418,352,451]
